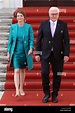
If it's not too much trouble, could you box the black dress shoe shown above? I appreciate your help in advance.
[52,96,58,103]
[42,95,50,103]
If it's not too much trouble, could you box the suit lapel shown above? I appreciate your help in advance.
[47,20,52,38]
[54,20,60,37]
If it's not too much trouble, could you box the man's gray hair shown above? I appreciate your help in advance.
[49,7,60,14]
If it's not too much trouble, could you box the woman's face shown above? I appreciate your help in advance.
[17,12,25,22]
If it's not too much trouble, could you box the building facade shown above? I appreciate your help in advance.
[0,0,23,9]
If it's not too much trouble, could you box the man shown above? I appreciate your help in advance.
[35,7,70,103]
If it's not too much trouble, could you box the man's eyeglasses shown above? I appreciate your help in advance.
[51,13,59,16]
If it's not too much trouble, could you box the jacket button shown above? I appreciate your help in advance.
[61,51,63,54]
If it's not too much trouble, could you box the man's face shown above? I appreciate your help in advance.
[49,10,59,22]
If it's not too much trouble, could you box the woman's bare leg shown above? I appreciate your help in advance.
[14,69,20,96]
[19,69,25,95]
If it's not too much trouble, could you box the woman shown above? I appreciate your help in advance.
[7,10,34,97]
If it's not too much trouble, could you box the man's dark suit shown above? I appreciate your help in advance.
[36,19,70,97]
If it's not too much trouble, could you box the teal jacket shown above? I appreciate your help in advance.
[7,23,34,71]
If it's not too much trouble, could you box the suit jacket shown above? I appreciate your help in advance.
[36,19,70,60]
[7,23,34,71]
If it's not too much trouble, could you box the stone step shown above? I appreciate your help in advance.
[0,26,10,30]
[0,60,8,64]
[0,23,11,26]
[0,56,8,61]
[0,52,7,56]
[0,64,7,69]
[0,69,7,73]
[0,73,6,77]
[0,8,16,13]
[0,32,9,37]
[0,73,6,82]
[0,40,8,45]
[0,48,7,52]
[0,19,12,23]
[0,26,10,32]
[0,63,7,73]
[0,62,7,69]
[0,11,14,17]
[0,12,13,16]
[0,82,5,91]
[0,8,15,83]
[0,56,8,64]
[0,45,7,48]
[0,29,9,32]
[0,36,8,40]
[0,16,13,19]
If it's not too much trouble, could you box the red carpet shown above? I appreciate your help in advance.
[0,90,75,106]
[6,6,75,91]
[1,6,75,107]
[6,6,75,90]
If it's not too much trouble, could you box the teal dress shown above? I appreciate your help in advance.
[13,25,27,69]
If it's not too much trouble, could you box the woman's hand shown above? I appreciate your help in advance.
[28,49,33,56]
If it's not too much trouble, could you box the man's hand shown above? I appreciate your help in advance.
[64,56,69,63]
[35,56,40,62]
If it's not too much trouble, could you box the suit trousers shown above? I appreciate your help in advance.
[41,51,64,96]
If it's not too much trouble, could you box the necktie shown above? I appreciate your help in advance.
[51,22,55,37]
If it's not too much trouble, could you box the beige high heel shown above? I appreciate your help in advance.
[20,90,25,96]
[20,92,25,96]
[15,90,20,97]
[15,93,20,97]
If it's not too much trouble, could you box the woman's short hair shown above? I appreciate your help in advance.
[15,10,26,18]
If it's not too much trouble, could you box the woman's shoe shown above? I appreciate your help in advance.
[20,90,25,96]
[15,93,20,97]
[15,90,20,97]
[20,92,25,96]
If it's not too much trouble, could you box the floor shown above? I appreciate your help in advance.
[0,90,75,112]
